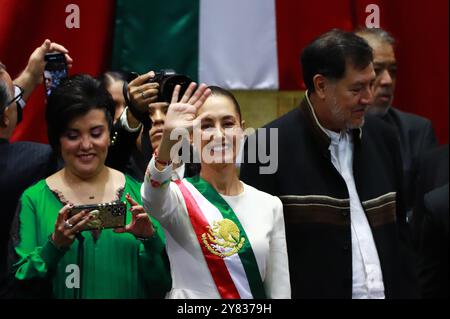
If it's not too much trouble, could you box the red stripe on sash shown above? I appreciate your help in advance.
[174,180,241,299]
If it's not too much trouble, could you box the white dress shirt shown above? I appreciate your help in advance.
[324,129,385,299]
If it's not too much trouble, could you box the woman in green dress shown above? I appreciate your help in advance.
[10,74,171,298]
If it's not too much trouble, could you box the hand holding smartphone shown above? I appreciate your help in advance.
[69,201,127,231]
[44,53,68,97]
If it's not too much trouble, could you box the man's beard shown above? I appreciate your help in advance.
[331,98,365,130]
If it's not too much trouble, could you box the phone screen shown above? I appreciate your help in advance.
[44,53,68,97]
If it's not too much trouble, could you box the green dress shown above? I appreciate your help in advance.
[13,175,171,299]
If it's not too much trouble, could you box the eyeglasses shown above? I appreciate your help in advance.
[5,85,24,108]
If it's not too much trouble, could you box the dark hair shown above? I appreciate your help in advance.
[207,86,242,122]
[46,74,115,152]
[301,29,373,92]
[99,71,129,88]
[355,27,396,46]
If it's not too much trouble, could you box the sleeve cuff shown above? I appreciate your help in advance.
[120,107,142,132]
[15,85,26,109]
[145,156,173,188]
[40,238,68,268]
[139,230,166,253]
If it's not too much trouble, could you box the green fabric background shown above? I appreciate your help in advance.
[112,0,199,81]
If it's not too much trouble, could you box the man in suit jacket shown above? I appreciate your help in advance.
[356,28,437,214]
[410,145,449,247]
[240,29,418,298]
[0,41,71,297]
[415,183,449,298]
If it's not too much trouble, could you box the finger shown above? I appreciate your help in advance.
[136,213,150,220]
[130,206,146,216]
[49,42,69,54]
[67,210,89,226]
[130,84,159,100]
[193,87,212,110]
[56,204,73,224]
[188,83,208,105]
[141,88,159,101]
[129,71,155,86]
[171,85,181,104]
[193,111,212,130]
[180,82,197,104]
[125,193,140,207]
[65,54,74,65]
[133,82,160,92]
[68,216,92,235]
[42,39,51,52]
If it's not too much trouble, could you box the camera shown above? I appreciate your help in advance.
[123,69,193,127]
[148,69,193,103]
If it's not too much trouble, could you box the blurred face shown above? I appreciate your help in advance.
[324,63,375,131]
[107,80,126,122]
[44,71,52,91]
[195,95,243,165]
[370,40,397,113]
[59,109,110,179]
[148,102,169,150]
[372,42,397,111]
[0,64,18,137]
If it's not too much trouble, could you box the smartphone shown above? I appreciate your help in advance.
[44,53,68,97]
[69,201,127,231]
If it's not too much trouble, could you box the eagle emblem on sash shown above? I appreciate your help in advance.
[202,219,245,257]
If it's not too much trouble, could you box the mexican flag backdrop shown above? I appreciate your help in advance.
[0,0,447,144]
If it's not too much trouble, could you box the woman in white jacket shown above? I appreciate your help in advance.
[141,83,290,299]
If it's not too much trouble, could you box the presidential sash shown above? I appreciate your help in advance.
[174,176,266,299]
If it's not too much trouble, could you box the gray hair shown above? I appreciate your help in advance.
[356,27,396,46]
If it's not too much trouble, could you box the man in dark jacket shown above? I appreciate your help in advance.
[415,182,448,299]
[240,29,418,299]
[411,145,448,298]
[356,28,437,214]
[0,41,71,297]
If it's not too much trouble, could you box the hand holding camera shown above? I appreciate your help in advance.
[124,69,194,127]
[128,71,160,113]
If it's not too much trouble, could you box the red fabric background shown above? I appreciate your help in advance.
[0,0,447,143]
[276,0,449,144]
[0,0,115,143]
